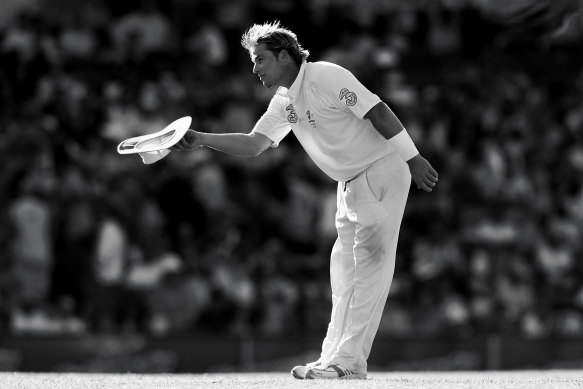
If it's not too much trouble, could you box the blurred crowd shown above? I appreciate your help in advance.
[1,0,583,340]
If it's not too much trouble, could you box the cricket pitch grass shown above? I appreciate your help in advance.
[2,371,583,389]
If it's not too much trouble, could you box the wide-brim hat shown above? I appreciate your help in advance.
[117,116,191,164]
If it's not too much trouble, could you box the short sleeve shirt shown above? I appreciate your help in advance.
[252,61,396,182]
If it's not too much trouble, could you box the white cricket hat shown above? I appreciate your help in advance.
[117,116,192,164]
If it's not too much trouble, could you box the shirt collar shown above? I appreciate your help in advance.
[276,61,306,100]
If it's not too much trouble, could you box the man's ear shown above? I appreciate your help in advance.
[277,49,288,62]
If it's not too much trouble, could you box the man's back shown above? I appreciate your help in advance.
[254,61,399,182]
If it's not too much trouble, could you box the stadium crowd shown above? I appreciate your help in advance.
[1,0,583,341]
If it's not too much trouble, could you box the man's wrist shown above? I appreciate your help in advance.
[405,153,421,164]
[389,129,418,161]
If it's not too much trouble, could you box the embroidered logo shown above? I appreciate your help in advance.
[339,88,357,106]
[286,104,298,123]
[306,110,316,128]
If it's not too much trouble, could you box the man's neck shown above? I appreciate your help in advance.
[281,63,301,89]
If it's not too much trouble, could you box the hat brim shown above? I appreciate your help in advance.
[117,116,192,154]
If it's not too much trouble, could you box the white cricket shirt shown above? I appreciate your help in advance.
[251,61,398,182]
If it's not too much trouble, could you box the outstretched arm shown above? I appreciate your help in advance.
[365,102,439,192]
[172,130,273,157]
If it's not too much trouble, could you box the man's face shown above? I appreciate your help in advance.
[250,43,286,89]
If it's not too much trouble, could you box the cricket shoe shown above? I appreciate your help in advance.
[305,363,367,380]
[291,361,322,379]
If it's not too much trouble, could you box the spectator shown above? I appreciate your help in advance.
[110,1,175,62]
[7,162,57,332]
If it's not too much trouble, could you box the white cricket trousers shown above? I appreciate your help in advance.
[318,153,411,374]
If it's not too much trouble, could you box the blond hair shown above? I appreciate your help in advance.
[241,21,309,65]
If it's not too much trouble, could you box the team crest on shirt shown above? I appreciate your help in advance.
[339,88,357,106]
[286,104,298,123]
[306,110,317,128]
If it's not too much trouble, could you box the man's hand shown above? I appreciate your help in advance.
[171,130,201,151]
[406,154,438,192]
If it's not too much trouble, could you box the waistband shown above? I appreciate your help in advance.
[342,154,393,185]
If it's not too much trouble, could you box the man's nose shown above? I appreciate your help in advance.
[252,63,259,74]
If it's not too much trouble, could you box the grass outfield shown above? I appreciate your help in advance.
[1,371,583,389]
